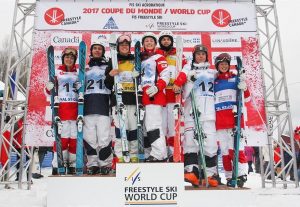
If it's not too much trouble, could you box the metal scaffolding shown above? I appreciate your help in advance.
[0,0,298,189]
[256,0,299,188]
[0,0,35,189]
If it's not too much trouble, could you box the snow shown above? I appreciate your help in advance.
[0,168,299,207]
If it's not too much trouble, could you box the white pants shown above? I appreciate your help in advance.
[217,129,248,178]
[183,99,218,176]
[112,105,138,159]
[52,120,77,168]
[162,103,176,157]
[83,114,112,168]
[144,105,167,160]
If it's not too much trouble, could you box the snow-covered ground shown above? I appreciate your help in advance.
[0,168,299,207]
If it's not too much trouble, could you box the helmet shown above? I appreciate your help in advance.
[215,53,231,70]
[142,32,157,45]
[117,34,132,52]
[90,39,106,57]
[158,31,174,49]
[61,47,77,64]
[192,44,208,62]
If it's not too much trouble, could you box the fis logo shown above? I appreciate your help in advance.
[124,168,141,185]
[103,17,119,30]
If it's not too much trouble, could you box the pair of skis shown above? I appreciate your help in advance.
[47,41,86,175]
[229,56,244,188]
[108,35,145,163]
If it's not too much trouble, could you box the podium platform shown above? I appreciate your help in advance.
[47,163,253,207]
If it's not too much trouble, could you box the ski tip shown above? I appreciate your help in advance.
[109,33,117,44]
[47,45,54,52]
[79,41,86,47]
[135,41,141,47]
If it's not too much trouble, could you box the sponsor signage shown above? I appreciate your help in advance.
[36,1,257,32]
[51,32,82,46]
[116,163,184,206]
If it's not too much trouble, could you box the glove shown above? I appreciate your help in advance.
[46,81,54,91]
[132,71,140,79]
[239,72,246,81]
[188,70,196,82]
[73,81,82,91]
[238,80,247,91]
[146,86,158,97]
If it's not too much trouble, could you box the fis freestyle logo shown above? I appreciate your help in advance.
[44,8,65,25]
[124,168,141,185]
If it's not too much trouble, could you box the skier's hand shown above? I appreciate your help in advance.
[109,69,119,77]
[73,81,82,92]
[173,84,181,94]
[238,81,247,91]
[146,85,158,97]
[188,70,196,82]
[132,71,140,79]
[46,81,54,91]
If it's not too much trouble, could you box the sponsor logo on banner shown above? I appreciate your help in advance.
[124,168,141,185]
[211,34,241,48]
[51,33,82,46]
[91,34,109,47]
[156,21,187,30]
[211,9,232,27]
[212,51,243,66]
[61,16,81,26]
[103,17,119,29]
[118,163,182,206]
[181,36,201,48]
[44,7,65,25]
[229,17,248,27]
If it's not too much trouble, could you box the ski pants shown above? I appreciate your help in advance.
[83,114,113,168]
[183,102,218,177]
[144,104,168,160]
[162,103,176,158]
[112,105,138,159]
[217,129,248,178]
[52,120,77,168]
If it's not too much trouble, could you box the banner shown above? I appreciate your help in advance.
[25,1,267,146]
[36,1,257,32]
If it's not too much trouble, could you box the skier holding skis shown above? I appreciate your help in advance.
[83,40,113,175]
[156,31,187,161]
[214,53,250,186]
[173,45,219,187]
[214,53,250,187]
[46,47,79,175]
[105,34,139,163]
[140,32,169,162]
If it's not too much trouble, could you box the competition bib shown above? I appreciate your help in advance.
[57,70,78,102]
[85,65,110,95]
[118,60,135,92]
[166,55,177,89]
[141,58,156,87]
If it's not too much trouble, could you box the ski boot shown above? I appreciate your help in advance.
[130,157,139,163]
[214,174,224,185]
[145,155,167,163]
[99,166,111,175]
[184,166,200,187]
[67,167,76,175]
[202,174,219,187]
[237,175,247,188]
[87,166,100,175]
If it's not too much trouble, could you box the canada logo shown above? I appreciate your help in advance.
[211,9,231,27]
[44,7,65,25]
